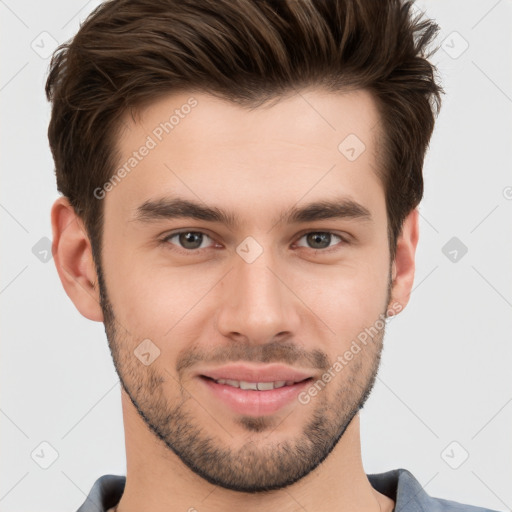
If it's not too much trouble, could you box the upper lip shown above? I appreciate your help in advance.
[197,363,314,383]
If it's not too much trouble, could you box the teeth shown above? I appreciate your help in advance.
[214,379,293,390]
[240,381,258,390]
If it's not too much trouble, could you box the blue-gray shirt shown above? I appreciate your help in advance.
[76,468,500,512]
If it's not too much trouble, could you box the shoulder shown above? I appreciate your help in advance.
[76,474,126,512]
[367,468,500,512]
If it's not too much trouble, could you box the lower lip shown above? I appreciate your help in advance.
[200,377,312,416]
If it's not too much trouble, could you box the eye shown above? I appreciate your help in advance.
[159,229,348,255]
[161,231,215,251]
[294,231,346,251]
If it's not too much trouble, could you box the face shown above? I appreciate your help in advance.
[97,88,395,492]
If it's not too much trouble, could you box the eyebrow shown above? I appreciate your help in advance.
[131,196,372,228]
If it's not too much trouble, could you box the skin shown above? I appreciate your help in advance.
[51,88,419,512]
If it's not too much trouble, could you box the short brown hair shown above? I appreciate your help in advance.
[46,0,443,266]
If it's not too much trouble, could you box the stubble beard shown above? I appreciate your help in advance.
[96,262,389,492]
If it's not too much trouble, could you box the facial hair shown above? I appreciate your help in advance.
[96,262,391,493]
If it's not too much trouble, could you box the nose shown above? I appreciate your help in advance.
[215,246,302,345]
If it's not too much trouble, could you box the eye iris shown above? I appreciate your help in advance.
[174,232,334,251]
[307,232,331,249]
[179,232,203,249]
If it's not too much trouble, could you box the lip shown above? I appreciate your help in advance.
[196,363,314,416]
[198,363,313,383]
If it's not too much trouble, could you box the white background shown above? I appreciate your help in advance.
[1,1,511,511]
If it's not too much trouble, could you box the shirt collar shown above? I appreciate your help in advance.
[78,468,430,512]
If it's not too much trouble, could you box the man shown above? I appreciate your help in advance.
[46,0,498,511]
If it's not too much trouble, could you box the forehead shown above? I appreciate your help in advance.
[124,87,382,153]
[108,88,385,225]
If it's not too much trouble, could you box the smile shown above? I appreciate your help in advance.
[211,378,306,390]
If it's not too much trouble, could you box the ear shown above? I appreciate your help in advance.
[388,208,419,314]
[51,196,104,322]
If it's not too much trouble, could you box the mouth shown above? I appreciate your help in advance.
[201,376,312,390]
[196,364,315,417]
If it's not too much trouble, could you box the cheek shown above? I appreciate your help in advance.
[103,251,220,344]
[294,256,389,344]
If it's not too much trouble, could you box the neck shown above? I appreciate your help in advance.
[116,391,393,512]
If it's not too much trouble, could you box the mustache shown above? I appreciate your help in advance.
[176,340,330,377]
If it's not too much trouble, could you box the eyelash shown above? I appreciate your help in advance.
[158,230,350,255]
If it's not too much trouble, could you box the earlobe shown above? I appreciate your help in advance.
[388,208,419,314]
[51,197,104,322]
